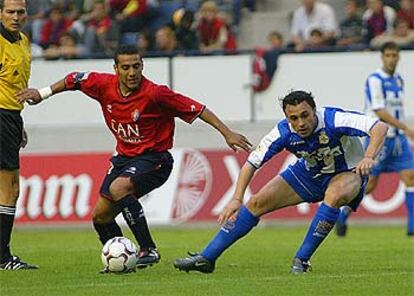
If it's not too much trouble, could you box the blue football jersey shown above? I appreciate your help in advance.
[248,107,378,176]
[365,68,404,137]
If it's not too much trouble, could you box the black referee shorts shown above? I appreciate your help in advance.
[0,109,23,170]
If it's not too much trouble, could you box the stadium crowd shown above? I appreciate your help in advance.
[25,0,256,59]
[22,0,414,60]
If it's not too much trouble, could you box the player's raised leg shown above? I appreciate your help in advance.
[174,175,303,273]
[293,172,363,274]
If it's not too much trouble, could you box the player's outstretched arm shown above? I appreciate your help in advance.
[218,162,257,224]
[199,107,253,152]
[16,79,67,105]
[354,121,389,176]
[374,109,414,140]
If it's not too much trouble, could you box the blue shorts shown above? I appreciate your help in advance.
[100,151,174,201]
[280,160,367,211]
[367,135,414,176]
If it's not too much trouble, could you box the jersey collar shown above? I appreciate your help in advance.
[0,23,22,43]
[378,68,396,79]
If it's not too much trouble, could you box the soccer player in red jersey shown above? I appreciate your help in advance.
[17,45,252,272]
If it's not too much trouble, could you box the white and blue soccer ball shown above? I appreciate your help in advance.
[101,237,138,273]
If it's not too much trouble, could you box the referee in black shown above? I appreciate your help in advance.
[0,0,37,270]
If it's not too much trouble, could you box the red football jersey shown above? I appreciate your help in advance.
[65,72,205,156]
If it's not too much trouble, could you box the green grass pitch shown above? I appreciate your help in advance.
[0,226,413,296]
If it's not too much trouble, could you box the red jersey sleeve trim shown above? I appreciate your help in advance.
[188,104,206,124]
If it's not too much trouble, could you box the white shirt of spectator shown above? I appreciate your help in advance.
[290,2,338,41]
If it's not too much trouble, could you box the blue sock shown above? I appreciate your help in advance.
[296,203,340,261]
[406,188,414,234]
[337,206,352,225]
[201,206,259,262]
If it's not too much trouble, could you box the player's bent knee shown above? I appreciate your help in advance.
[324,191,350,208]
[109,177,134,200]
[246,195,270,216]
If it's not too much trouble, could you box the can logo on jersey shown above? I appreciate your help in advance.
[131,109,140,122]
[319,131,329,144]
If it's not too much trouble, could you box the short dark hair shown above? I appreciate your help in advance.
[0,0,27,9]
[380,41,400,53]
[268,31,283,41]
[114,44,142,64]
[281,90,316,112]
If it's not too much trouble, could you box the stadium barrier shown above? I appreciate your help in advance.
[17,149,408,226]
[24,50,414,126]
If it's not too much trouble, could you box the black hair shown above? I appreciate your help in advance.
[181,10,194,26]
[114,44,142,64]
[281,90,316,112]
[380,41,400,53]
[0,0,27,9]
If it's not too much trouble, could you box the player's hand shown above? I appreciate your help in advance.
[218,199,242,225]
[16,88,43,105]
[353,157,375,176]
[225,131,253,153]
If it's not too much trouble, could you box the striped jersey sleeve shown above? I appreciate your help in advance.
[331,109,379,137]
[366,75,385,110]
[247,121,288,169]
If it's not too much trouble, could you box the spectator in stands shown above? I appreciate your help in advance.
[362,0,396,43]
[136,30,154,54]
[305,28,328,49]
[174,9,198,51]
[154,26,178,53]
[267,30,284,50]
[263,30,284,79]
[79,0,97,13]
[252,30,284,92]
[109,0,147,34]
[337,0,364,46]
[39,6,73,48]
[83,0,120,56]
[370,19,414,48]
[197,1,237,53]
[290,0,338,52]
[25,0,52,45]
[397,0,414,29]
[43,32,87,60]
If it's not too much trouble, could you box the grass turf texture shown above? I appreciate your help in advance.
[0,226,413,296]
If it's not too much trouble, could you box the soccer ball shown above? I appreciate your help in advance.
[101,237,138,273]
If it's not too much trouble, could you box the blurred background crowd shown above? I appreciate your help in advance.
[22,0,414,60]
